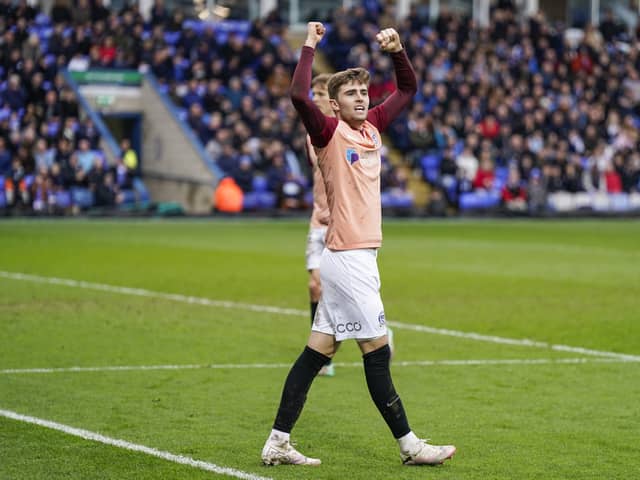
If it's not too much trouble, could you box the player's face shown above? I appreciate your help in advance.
[311,84,332,116]
[331,80,369,126]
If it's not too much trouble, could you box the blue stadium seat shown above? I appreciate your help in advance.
[495,167,509,181]
[242,192,259,210]
[163,31,181,45]
[453,140,465,156]
[382,191,414,209]
[39,27,53,39]
[71,188,94,208]
[304,189,313,206]
[182,19,203,34]
[318,24,332,47]
[35,13,50,26]
[609,193,630,212]
[257,191,276,209]
[421,153,441,169]
[459,190,501,211]
[133,178,150,203]
[24,175,35,189]
[55,190,72,208]
[0,191,5,208]
[120,190,137,204]
[252,175,268,193]
[444,177,458,203]
[420,153,442,183]
[210,20,251,37]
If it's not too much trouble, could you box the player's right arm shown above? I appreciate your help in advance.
[290,22,337,148]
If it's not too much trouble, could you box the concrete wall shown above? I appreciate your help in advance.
[143,176,213,214]
[79,85,142,112]
[140,80,216,214]
[73,73,218,214]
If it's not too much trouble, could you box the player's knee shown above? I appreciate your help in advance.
[363,344,391,368]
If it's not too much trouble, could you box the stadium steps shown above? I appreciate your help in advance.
[385,137,429,209]
[286,30,334,73]
[408,167,430,209]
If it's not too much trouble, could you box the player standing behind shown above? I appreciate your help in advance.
[261,22,456,467]
[305,73,335,377]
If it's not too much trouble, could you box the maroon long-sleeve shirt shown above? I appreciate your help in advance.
[290,46,417,148]
[291,45,417,250]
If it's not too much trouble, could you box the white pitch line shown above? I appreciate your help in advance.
[0,408,273,480]
[2,270,639,362]
[1,357,638,375]
[386,321,640,361]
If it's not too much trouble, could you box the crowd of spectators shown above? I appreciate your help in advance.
[321,1,640,213]
[38,0,409,212]
[0,0,141,214]
[3,0,640,215]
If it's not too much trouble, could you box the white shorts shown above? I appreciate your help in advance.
[305,226,328,271]
[313,248,387,341]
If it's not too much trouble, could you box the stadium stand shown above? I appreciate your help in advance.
[2,0,640,215]
[0,4,150,215]
[320,1,640,214]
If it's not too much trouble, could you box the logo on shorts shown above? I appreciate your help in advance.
[378,311,386,326]
[336,322,362,333]
[346,148,359,165]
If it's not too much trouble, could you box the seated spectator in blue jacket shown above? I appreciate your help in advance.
[77,119,101,150]
[76,138,96,173]
[3,74,26,111]
[61,154,87,189]
[216,143,238,175]
[266,153,287,193]
[233,156,254,193]
[34,138,55,171]
[95,171,122,207]
[0,137,11,175]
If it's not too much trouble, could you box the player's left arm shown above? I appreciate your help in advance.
[367,28,417,132]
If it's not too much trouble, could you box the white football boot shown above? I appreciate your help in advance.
[261,434,321,466]
[401,439,456,465]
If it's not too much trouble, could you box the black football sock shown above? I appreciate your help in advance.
[310,301,318,326]
[363,344,411,439]
[273,346,330,433]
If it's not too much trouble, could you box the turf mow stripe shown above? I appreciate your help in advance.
[1,357,639,375]
[1,270,638,362]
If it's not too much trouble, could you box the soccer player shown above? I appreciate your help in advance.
[306,74,395,377]
[261,22,456,466]
[305,73,335,377]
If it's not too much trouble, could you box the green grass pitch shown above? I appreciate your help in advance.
[0,218,639,479]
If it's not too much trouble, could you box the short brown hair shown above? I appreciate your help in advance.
[327,68,370,100]
[311,73,332,88]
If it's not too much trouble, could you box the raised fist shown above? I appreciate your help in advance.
[376,28,402,53]
[305,22,326,48]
